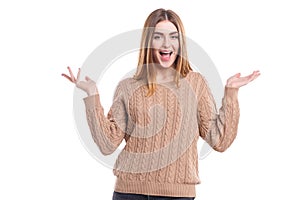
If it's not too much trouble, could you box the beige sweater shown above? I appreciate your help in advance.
[83,71,240,197]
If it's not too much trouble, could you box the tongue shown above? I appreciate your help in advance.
[161,53,171,61]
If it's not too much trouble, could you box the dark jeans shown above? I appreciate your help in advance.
[113,191,195,200]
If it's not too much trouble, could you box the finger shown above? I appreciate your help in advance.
[67,66,76,82]
[232,74,253,86]
[254,70,261,77]
[246,71,260,83]
[61,73,73,82]
[252,70,260,77]
[252,72,261,80]
[243,72,255,80]
[229,73,240,79]
[243,74,255,83]
[85,76,92,81]
[76,68,81,82]
[242,70,259,78]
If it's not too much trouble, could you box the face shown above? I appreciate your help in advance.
[152,20,179,69]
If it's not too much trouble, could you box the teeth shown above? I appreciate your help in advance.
[160,51,172,55]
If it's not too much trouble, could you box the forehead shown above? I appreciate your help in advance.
[154,20,178,33]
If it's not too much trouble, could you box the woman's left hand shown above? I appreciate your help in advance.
[226,70,260,88]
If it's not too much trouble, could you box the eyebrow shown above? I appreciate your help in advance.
[153,31,179,35]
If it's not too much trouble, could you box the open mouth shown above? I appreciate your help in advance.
[159,50,173,62]
[159,51,173,56]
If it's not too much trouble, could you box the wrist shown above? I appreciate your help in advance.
[87,87,99,96]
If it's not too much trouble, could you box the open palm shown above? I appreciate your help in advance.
[226,70,260,88]
[61,67,98,96]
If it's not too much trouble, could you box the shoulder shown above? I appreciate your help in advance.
[116,77,136,89]
[184,71,211,98]
[185,71,206,84]
[114,77,145,97]
[117,76,144,86]
[113,78,133,98]
[118,77,132,85]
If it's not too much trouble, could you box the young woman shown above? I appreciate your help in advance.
[62,8,260,200]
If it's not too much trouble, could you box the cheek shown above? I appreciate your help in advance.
[152,49,159,61]
[152,40,162,50]
[173,42,179,52]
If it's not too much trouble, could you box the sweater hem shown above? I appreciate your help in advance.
[114,178,196,197]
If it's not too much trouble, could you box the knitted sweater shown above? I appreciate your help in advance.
[83,71,240,197]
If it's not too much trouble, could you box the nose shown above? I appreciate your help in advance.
[162,36,171,48]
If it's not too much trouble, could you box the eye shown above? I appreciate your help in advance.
[170,35,179,40]
[153,35,162,40]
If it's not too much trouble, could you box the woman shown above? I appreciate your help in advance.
[62,8,260,200]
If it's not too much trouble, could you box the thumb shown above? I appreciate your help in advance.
[85,76,92,81]
[235,73,241,78]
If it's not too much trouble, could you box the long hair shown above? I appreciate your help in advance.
[134,8,192,96]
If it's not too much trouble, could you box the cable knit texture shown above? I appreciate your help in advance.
[83,71,240,197]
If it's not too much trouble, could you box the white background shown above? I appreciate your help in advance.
[1,0,300,199]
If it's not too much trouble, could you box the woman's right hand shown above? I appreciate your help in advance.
[61,66,98,96]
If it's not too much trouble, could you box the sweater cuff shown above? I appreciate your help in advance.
[224,86,239,99]
[83,94,102,110]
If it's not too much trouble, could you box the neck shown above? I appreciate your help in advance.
[156,65,176,83]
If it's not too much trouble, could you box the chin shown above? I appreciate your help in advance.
[159,62,174,68]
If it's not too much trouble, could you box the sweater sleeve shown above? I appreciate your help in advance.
[197,75,240,152]
[83,82,127,155]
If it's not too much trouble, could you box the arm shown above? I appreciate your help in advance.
[197,75,240,152]
[197,70,260,152]
[62,67,127,155]
[83,83,127,155]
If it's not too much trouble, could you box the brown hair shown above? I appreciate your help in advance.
[134,8,192,96]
